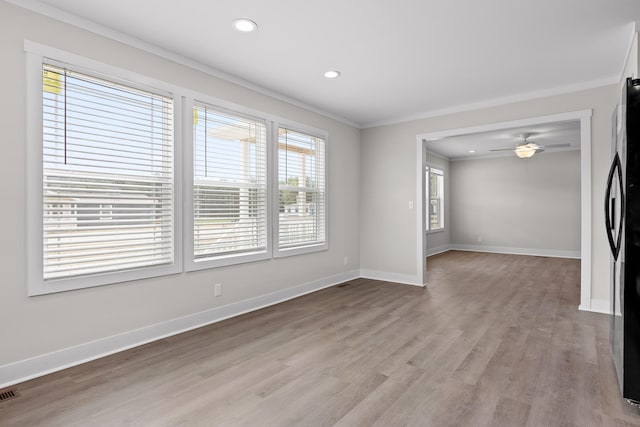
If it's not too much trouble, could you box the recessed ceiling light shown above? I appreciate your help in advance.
[468,150,476,153]
[324,70,341,79]
[233,18,258,32]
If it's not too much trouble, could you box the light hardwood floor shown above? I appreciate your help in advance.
[2,251,640,426]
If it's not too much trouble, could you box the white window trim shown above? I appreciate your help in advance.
[183,96,273,271]
[26,42,183,296]
[426,229,445,234]
[272,121,329,258]
[25,41,330,295]
[426,165,445,233]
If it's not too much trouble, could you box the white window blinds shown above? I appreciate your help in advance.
[426,167,444,230]
[278,128,326,249]
[42,62,174,280]
[192,104,268,260]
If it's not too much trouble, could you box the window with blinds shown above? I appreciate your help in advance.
[192,104,267,261]
[42,62,174,281]
[426,167,444,231]
[277,128,326,250]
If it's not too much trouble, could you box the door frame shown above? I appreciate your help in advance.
[415,109,593,311]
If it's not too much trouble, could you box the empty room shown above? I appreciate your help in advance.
[423,121,582,260]
[2,0,640,426]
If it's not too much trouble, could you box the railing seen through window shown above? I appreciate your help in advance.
[192,104,267,261]
[278,128,326,249]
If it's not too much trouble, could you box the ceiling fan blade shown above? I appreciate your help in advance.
[535,149,545,154]
[540,143,571,149]
[488,148,515,152]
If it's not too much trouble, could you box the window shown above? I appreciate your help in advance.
[276,127,327,254]
[426,167,444,231]
[27,44,330,294]
[189,103,268,268]
[28,51,180,295]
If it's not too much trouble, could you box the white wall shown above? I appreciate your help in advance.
[361,85,617,305]
[621,32,638,84]
[0,2,360,383]
[449,151,581,257]
[425,153,451,255]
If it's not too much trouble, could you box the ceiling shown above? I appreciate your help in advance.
[425,121,581,160]
[13,0,640,128]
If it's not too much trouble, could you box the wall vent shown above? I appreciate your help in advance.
[0,388,20,403]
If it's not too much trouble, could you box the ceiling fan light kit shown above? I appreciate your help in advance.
[488,134,549,158]
[515,142,539,158]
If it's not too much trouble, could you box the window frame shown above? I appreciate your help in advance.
[26,42,183,296]
[26,42,330,296]
[273,122,329,258]
[183,97,273,271]
[426,166,445,233]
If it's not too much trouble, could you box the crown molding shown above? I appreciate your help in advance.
[5,0,361,129]
[416,109,591,142]
[424,149,449,161]
[363,77,616,129]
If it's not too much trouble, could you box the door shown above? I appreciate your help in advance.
[608,102,626,392]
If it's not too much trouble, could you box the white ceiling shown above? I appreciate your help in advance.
[425,121,581,160]
[14,0,640,127]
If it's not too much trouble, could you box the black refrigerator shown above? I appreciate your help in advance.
[607,77,640,404]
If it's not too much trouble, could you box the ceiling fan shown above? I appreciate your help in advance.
[489,134,570,158]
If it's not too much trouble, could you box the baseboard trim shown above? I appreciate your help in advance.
[426,245,453,257]
[359,269,425,287]
[580,298,610,315]
[450,244,581,259]
[0,269,360,389]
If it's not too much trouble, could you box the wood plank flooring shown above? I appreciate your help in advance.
[2,250,640,426]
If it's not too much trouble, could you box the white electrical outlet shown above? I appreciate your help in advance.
[408,200,414,209]
[344,256,348,266]
[214,283,222,297]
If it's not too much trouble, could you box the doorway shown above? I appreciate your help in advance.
[415,110,593,310]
